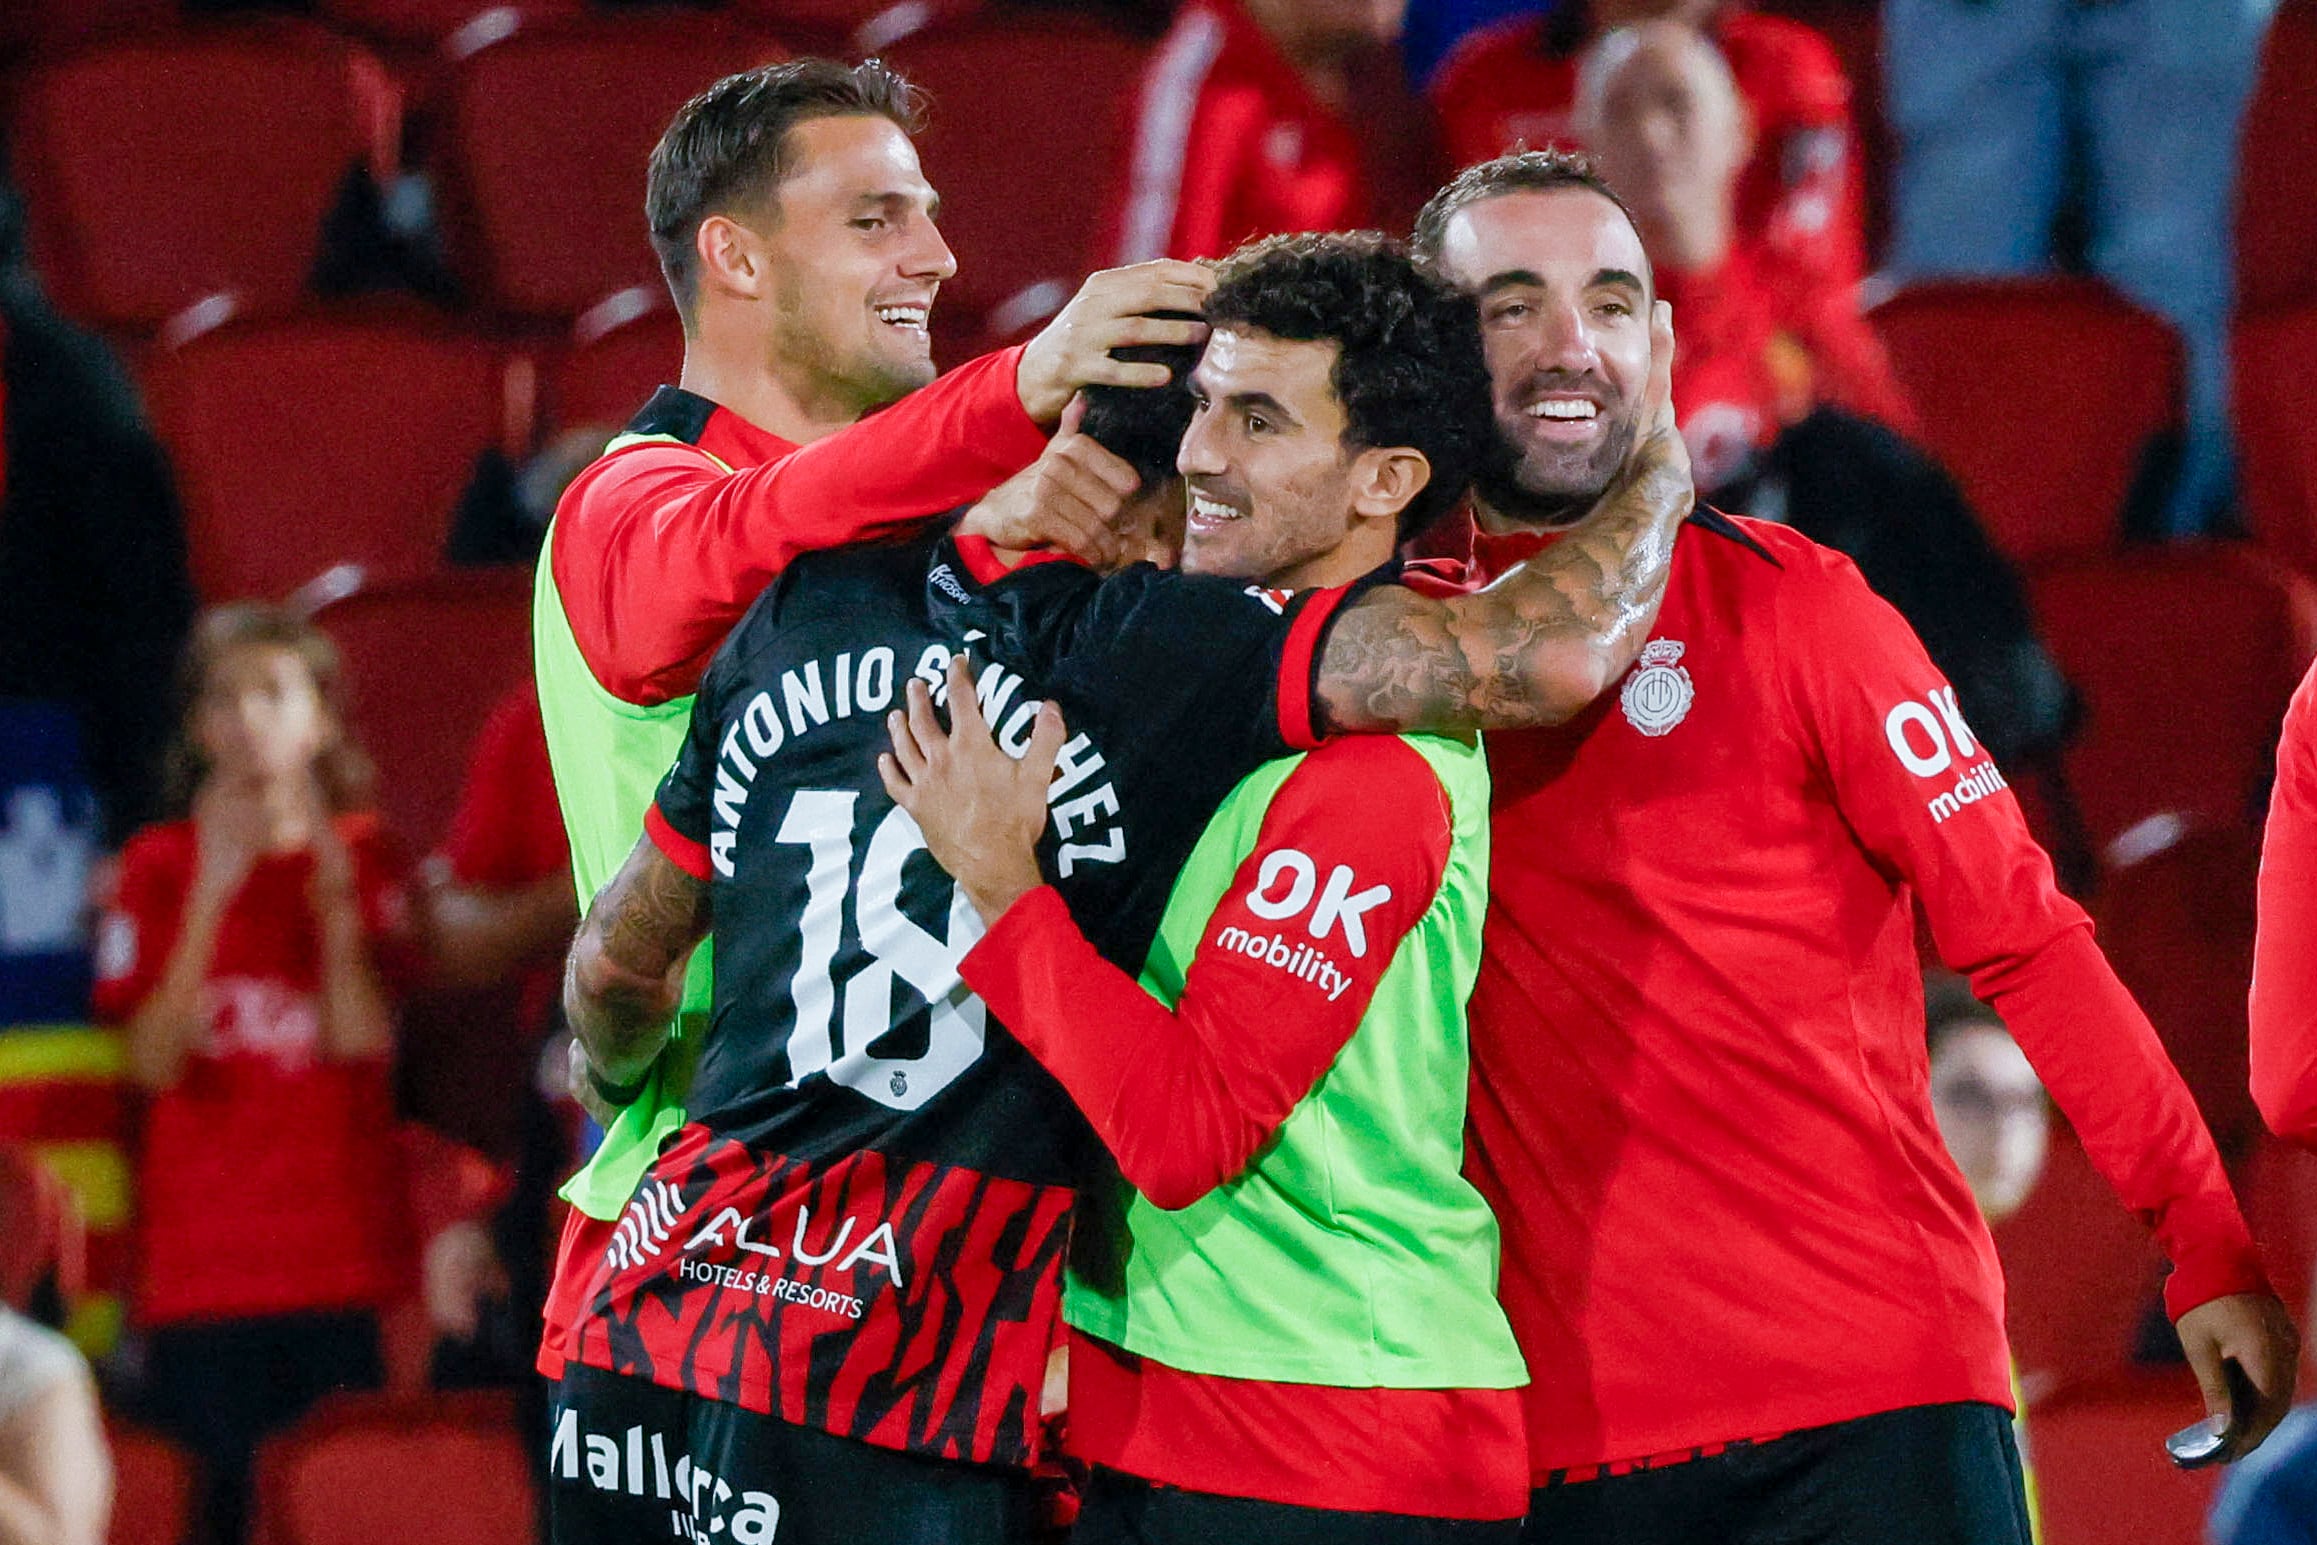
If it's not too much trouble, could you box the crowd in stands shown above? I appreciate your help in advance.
[0,0,2307,1540]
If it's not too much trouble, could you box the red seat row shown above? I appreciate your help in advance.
[6,6,1147,332]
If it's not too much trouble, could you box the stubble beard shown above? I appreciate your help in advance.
[1473,408,1639,531]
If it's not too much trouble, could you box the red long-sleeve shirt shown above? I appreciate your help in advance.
[2253,660,2317,1143]
[961,734,1526,1519]
[1430,7,1865,291]
[1102,0,1368,264]
[550,346,1047,706]
[1447,513,2264,1477]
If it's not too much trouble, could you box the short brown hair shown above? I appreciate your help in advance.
[163,604,373,818]
[646,57,924,318]
[1410,147,1647,273]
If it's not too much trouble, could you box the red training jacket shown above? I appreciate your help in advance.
[1443,512,2263,1478]
[2253,659,2317,1144]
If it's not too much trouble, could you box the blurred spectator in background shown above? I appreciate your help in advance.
[0,177,194,1027]
[413,680,571,1402]
[93,605,414,1545]
[1430,0,1864,290]
[0,1304,109,1545]
[1567,22,2083,845]
[1884,0,2280,536]
[1927,979,2052,1226]
[0,180,193,848]
[1403,0,1543,83]
[1105,0,1443,263]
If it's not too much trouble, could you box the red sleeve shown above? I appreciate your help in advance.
[959,737,1455,1210]
[90,827,182,1024]
[442,684,566,887]
[553,346,1047,706]
[644,802,713,884]
[1778,550,2266,1315]
[1776,271,1920,435]
[2253,662,2317,1144]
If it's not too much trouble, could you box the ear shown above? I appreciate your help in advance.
[695,213,769,304]
[1348,446,1433,528]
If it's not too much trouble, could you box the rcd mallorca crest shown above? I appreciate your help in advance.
[1620,639,1694,737]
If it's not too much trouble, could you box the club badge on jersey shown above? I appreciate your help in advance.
[1621,638,1696,737]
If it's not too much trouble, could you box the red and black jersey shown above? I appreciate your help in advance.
[561,529,1367,1469]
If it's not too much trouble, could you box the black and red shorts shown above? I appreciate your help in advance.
[547,1364,1038,1545]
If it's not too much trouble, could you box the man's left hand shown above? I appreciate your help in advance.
[2176,1291,2301,1459]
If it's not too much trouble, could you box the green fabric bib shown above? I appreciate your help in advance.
[533,493,707,1220]
[1064,734,1528,1390]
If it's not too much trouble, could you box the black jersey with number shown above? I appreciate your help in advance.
[565,527,1364,1469]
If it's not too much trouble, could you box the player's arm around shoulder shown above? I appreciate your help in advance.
[1313,303,1694,737]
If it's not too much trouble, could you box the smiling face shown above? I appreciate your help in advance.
[746,113,956,414]
[1173,326,1408,590]
[1429,186,1654,525]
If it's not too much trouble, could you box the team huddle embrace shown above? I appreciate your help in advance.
[531,56,2297,1545]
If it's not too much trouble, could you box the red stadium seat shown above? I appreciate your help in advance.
[2091,819,2264,1159]
[2023,545,2317,849]
[872,9,1151,353]
[2027,1372,2223,1545]
[8,25,375,327]
[312,569,534,853]
[436,13,779,318]
[1993,1129,2168,1393]
[142,304,516,601]
[251,1393,533,1545]
[322,0,581,48]
[2235,298,2317,572]
[724,0,971,49]
[107,1420,196,1545]
[2236,0,2317,313]
[1869,278,2181,561]
[549,286,684,434]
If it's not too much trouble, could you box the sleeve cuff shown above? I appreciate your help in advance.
[1277,583,1358,751]
[644,803,713,882]
[2164,1243,2274,1321]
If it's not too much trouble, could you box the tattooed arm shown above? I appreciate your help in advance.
[564,835,712,1094]
[1317,300,1694,734]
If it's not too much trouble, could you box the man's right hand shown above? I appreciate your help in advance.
[1015,261,1215,422]
[957,397,1144,567]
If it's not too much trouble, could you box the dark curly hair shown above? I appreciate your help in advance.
[1206,232,1491,543]
[1077,319,1201,493]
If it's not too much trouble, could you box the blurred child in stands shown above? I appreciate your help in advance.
[94,604,414,1545]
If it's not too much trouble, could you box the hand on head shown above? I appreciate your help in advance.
[956,396,1147,568]
[1016,261,1214,422]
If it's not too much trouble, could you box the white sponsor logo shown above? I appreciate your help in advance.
[1242,584,1294,615]
[606,1180,691,1274]
[1215,926,1354,1002]
[682,1203,905,1289]
[549,1409,782,1542]
[1883,688,2008,823]
[1242,847,1391,958]
[1619,639,1694,736]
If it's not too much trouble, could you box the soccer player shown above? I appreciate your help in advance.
[533,56,1217,1381]
[2252,658,2317,1145]
[882,236,1599,1540]
[1410,147,2298,1543]
[553,232,1692,1541]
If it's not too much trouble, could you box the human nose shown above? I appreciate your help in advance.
[1176,408,1225,478]
[905,213,957,283]
[1533,298,1602,377]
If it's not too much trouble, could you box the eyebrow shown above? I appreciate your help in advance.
[855,188,940,220]
[1193,378,1302,430]
[1478,266,1649,297]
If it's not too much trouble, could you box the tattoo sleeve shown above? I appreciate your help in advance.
[1316,424,1693,734]
[564,835,713,1087]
